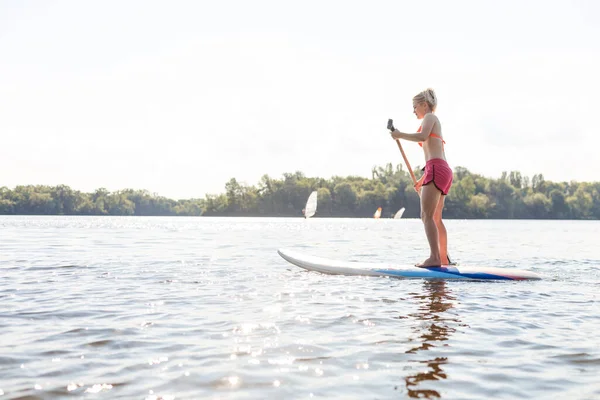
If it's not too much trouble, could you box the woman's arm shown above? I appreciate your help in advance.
[391,130,427,142]
[390,113,437,142]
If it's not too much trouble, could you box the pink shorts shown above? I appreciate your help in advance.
[422,158,453,195]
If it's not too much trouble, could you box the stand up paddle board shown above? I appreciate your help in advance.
[278,249,541,281]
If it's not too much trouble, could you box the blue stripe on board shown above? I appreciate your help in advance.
[424,266,516,280]
[374,267,515,280]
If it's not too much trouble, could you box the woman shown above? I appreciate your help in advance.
[390,88,453,267]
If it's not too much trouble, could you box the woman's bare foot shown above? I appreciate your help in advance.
[415,256,442,268]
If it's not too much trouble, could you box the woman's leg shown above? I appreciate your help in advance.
[434,195,448,265]
[417,184,443,267]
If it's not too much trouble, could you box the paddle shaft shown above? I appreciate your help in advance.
[395,139,417,185]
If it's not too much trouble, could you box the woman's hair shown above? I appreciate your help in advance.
[413,88,437,112]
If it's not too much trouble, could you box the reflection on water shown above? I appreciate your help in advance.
[1,217,599,399]
[405,281,460,398]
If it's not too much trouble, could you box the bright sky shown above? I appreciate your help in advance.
[1,0,598,199]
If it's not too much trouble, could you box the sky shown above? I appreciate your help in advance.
[1,0,599,199]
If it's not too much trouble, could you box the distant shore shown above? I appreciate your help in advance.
[1,164,598,219]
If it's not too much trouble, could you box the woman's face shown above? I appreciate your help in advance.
[413,101,428,119]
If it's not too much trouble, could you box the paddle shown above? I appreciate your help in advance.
[388,119,417,186]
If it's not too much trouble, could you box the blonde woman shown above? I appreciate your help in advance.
[390,88,453,267]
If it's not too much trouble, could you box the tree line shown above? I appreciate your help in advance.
[1,164,598,219]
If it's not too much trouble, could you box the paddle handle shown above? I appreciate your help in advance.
[395,139,417,185]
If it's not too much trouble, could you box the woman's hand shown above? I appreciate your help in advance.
[390,130,401,140]
[414,176,425,193]
[414,181,422,194]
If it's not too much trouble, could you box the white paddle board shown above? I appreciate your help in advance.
[278,248,541,281]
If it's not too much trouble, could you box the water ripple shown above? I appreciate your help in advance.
[0,216,599,399]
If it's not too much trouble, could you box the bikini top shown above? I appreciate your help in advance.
[417,126,446,148]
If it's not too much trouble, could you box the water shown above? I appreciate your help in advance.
[1,216,599,399]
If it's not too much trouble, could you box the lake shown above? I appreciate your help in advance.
[1,216,599,399]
